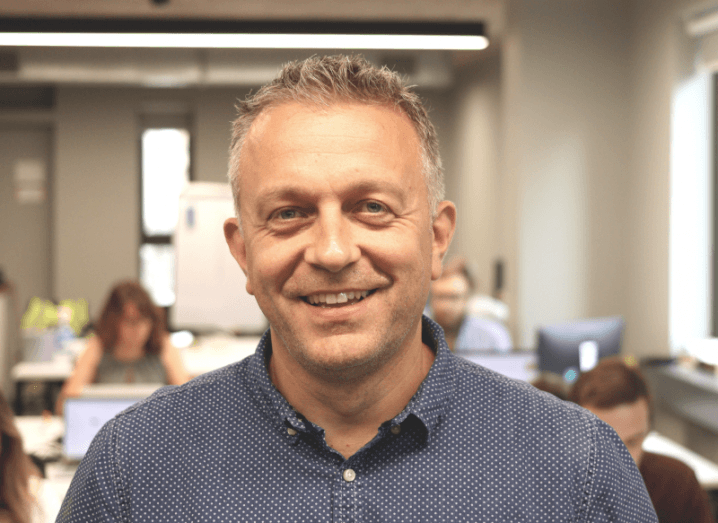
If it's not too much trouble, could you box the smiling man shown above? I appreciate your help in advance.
[58,55,657,522]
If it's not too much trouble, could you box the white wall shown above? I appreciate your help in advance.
[502,0,632,348]
[445,51,503,299]
[54,87,140,317]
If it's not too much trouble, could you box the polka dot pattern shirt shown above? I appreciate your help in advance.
[57,317,658,522]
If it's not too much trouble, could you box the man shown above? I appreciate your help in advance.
[58,55,657,521]
[429,259,512,352]
[570,358,715,523]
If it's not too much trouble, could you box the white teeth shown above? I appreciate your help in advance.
[305,290,370,305]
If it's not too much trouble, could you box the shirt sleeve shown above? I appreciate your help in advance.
[582,418,659,523]
[56,419,126,523]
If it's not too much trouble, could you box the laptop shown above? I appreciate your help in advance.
[63,384,163,460]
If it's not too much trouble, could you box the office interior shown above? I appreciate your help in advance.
[1,0,718,513]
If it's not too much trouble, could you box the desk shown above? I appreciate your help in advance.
[44,462,77,508]
[15,415,64,459]
[644,364,718,434]
[643,431,718,490]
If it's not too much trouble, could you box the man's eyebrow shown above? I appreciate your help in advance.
[346,180,406,198]
[254,186,313,204]
[254,180,406,203]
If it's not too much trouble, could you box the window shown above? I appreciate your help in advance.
[139,117,191,311]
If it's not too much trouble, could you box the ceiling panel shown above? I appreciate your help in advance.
[0,0,503,36]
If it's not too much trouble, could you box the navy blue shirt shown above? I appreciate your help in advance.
[58,317,658,522]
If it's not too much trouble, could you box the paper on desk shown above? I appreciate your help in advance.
[16,416,64,459]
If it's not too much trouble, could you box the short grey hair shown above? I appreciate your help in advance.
[227,54,445,222]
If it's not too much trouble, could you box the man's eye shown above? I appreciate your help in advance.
[277,209,299,220]
[362,201,386,214]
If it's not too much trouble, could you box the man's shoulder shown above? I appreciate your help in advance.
[441,357,659,521]
[450,356,595,432]
[113,357,258,431]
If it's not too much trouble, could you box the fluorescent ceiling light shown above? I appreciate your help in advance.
[0,32,488,50]
[0,19,488,51]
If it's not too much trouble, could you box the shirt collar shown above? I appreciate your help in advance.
[247,315,457,443]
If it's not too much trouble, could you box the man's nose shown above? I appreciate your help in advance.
[304,211,361,272]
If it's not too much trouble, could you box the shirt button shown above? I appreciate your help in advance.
[390,424,401,435]
[287,427,297,436]
[342,469,356,482]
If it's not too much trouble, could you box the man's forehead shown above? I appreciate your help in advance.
[243,99,416,150]
[237,100,425,203]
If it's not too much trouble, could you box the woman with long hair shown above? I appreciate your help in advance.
[0,390,39,523]
[56,281,189,412]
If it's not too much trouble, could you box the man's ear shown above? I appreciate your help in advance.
[223,217,254,295]
[430,201,457,280]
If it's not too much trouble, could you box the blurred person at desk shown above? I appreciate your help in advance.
[0,391,59,523]
[570,357,715,523]
[55,281,189,414]
[430,257,512,352]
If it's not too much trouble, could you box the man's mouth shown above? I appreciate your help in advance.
[302,290,376,307]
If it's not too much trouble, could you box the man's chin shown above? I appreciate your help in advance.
[283,336,398,382]
[305,348,384,378]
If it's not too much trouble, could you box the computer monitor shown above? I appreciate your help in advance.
[536,316,625,382]
[63,397,140,460]
[63,384,163,460]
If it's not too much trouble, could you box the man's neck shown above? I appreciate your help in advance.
[268,331,435,459]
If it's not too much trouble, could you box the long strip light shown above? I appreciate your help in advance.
[0,32,487,50]
[0,19,488,51]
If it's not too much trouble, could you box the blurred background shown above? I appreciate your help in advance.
[2,0,718,511]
